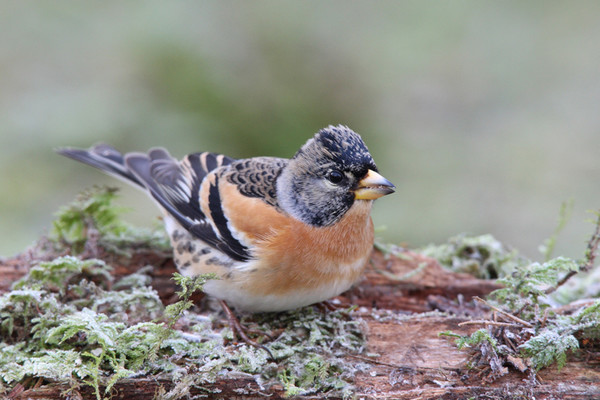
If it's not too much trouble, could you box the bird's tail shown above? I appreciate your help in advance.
[57,144,144,188]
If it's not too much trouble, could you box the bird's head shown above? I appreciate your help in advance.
[276,125,395,227]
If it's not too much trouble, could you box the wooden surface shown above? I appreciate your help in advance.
[2,246,599,400]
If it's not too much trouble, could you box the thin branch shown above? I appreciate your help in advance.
[544,270,578,295]
[545,210,600,295]
[345,354,460,374]
[458,320,520,328]
[582,210,600,272]
[346,354,406,369]
[474,297,533,328]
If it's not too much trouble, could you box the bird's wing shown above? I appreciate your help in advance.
[59,145,289,263]
[124,149,257,262]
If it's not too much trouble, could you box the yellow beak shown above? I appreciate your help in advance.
[354,169,395,200]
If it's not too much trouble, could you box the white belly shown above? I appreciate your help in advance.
[203,257,367,312]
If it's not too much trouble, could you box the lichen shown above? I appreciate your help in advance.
[419,234,523,279]
[441,209,600,380]
[0,187,367,399]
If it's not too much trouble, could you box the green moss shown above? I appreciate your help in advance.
[443,328,498,352]
[0,256,170,399]
[0,259,367,398]
[49,185,170,255]
[442,209,600,378]
[520,324,579,371]
[419,234,523,279]
[13,256,113,294]
[522,299,600,371]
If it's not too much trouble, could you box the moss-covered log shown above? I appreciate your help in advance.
[2,188,600,399]
[2,247,599,399]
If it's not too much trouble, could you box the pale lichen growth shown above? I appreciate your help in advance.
[0,187,368,399]
[440,210,600,380]
[419,234,523,279]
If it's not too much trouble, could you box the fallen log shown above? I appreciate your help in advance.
[2,245,598,400]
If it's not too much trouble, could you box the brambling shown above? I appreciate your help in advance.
[58,125,394,315]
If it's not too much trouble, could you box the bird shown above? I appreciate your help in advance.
[58,125,394,345]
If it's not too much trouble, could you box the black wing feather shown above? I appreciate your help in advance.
[125,152,251,262]
[207,175,251,260]
[58,144,251,262]
[57,144,143,187]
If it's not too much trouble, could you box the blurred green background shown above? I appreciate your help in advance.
[1,1,599,260]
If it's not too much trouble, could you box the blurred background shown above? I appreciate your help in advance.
[1,1,599,260]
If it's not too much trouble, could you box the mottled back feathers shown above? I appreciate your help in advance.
[226,157,287,208]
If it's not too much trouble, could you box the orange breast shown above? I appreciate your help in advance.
[220,180,374,296]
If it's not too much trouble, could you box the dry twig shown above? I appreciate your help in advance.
[545,210,600,295]
[474,297,533,328]
[458,320,520,328]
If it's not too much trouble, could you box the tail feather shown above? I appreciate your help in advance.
[57,144,143,187]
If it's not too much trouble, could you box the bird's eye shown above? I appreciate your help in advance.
[327,170,344,184]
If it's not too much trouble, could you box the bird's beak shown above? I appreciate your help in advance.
[354,169,395,200]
